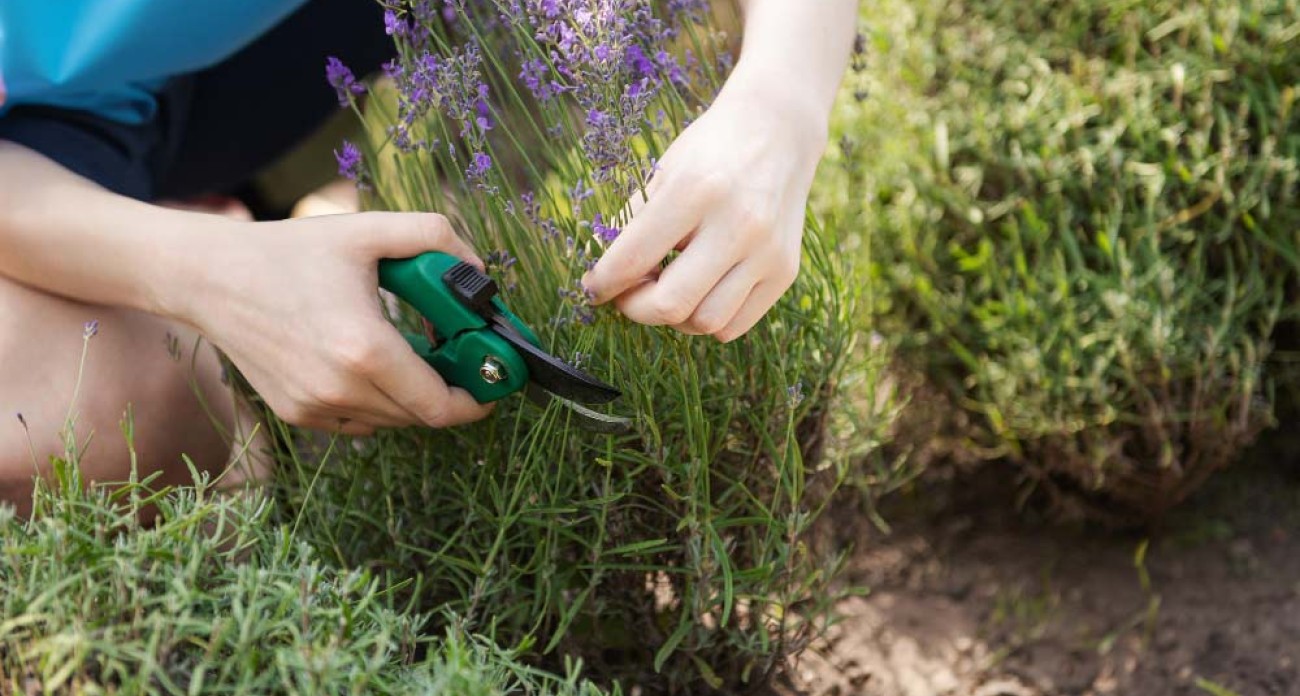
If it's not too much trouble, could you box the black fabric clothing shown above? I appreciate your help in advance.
[0,0,390,205]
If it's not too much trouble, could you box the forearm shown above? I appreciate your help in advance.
[0,142,222,318]
[730,0,859,128]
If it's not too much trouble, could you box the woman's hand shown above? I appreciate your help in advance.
[174,212,493,435]
[582,80,827,342]
[0,144,490,436]
[582,0,857,341]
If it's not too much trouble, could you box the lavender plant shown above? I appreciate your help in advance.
[281,0,860,690]
[0,327,616,694]
[1,462,612,695]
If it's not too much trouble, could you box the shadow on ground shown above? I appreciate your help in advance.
[781,443,1300,696]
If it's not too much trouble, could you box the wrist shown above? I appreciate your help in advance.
[719,61,832,167]
[733,0,856,119]
[726,56,834,135]
[142,212,247,323]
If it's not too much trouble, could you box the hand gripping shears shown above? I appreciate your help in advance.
[378,252,632,433]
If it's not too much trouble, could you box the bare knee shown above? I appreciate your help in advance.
[0,277,249,515]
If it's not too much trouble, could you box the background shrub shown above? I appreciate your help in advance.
[821,0,1300,523]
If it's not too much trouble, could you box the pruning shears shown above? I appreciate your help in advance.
[378,252,632,433]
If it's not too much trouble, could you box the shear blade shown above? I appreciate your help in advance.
[525,385,634,434]
[488,316,621,405]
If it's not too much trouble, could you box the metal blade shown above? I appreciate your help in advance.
[525,384,635,434]
[489,315,621,405]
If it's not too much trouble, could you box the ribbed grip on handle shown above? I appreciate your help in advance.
[442,261,498,315]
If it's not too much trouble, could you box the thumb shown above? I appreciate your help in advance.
[357,212,483,268]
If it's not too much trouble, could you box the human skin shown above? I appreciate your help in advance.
[0,1,858,512]
[584,0,860,341]
[0,146,493,515]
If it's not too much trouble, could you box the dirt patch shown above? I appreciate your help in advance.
[781,458,1300,696]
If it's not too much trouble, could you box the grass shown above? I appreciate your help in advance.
[820,0,1300,523]
[1,330,611,693]
[1196,678,1246,696]
[2,417,611,694]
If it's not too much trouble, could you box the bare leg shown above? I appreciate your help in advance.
[0,275,266,518]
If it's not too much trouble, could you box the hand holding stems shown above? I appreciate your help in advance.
[0,143,491,435]
[583,0,859,341]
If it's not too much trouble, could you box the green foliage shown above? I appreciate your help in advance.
[1,334,609,696]
[275,2,869,691]
[823,0,1300,522]
[0,448,610,695]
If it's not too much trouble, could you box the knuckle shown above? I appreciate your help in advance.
[275,400,311,427]
[311,378,353,409]
[650,292,695,325]
[410,398,451,428]
[690,310,729,335]
[423,409,453,428]
[581,268,607,294]
[622,249,656,279]
[334,334,382,374]
[733,206,774,241]
[776,252,801,289]
[716,329,743,344]
[693,172,729,203]
[418,213,453,243]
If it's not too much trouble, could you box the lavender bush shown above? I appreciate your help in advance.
[279,1,866,690]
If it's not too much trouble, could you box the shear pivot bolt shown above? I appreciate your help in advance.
[479,357,507,384]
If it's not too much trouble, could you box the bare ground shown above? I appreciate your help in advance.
[780,452,1300,696]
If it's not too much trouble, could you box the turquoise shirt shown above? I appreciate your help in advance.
[0,0,310,124]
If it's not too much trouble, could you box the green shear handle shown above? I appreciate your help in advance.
[378,252,540,403]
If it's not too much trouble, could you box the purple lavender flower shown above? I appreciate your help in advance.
[519,58,563,102]
[410,0,438,23]
[656,49,686,86]
[591,213,620,243]
[787,381,806,407]
[335,140,365,184]
[384,9,409,37]
[381,0,715,249]
[624,44,656,80]
[474,84,494,131]
[519,58,545,96]
[581,82,653,184]
[467,151,493,180]
[390,42,495,152]
[667,0,708,18]
[557,279,597,325]
[513,0,694,185]
[569,180,594,215]
[382,58,403,83]
[520,191,540,223]
[325,56,366,106]
[83,320,99,339]
[484,249,519,272]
